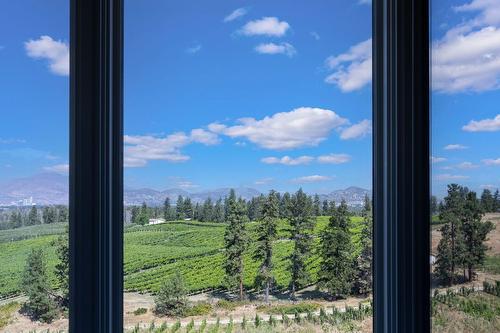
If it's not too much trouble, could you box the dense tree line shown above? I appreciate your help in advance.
[435,184,494,285]
[0,205,68,230]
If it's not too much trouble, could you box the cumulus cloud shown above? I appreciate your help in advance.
[261,155,313,166]
[432,1,500,93]
[324,39,372,92]
[208,107,348,150]
[317,154,351,164]
[25,36,69,76]
[457,161,480,169]
[292,175,332,184]
[431,156,447,163]
[435,173,470,181]
[483,158,500,166]
[255,42,296,57]
[444,144,468,150]
[224,7,248,22]
[124,129,219,167]
[463,114,500,132]
[43,163,69,175]
[340,119,372,140]
[310,32,320,40]
[239,17,290,37]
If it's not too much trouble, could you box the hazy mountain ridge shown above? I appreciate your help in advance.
[0,173,370,207]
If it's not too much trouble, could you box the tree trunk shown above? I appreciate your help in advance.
[291,282,295,300]
[468,266,473,282]
[239,278,243,301]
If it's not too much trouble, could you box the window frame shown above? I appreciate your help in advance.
[69,0,430,332]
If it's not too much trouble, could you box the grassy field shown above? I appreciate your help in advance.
[0,216,364,298]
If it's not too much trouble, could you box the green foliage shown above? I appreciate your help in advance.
[223,189,249,300]
[21,248,58,323]
[52,229,69,306]
[0,302,20,329]
[133,307,148,316]
[253,190,279,303]
[288,189,315,298]
[259,302,320,315]
[154,272,188,316]
[184,302,213,316]
[318,200,354,298]
[353,195,373,295]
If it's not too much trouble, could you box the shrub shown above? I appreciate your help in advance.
[260,302,320,315]
[154,272,188,316]
[184,302,213,316]
[133,307,147,316]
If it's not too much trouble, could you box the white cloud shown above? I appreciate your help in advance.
[255,42,296,57]
[340,119,372,140]
[444,144,468,150]
[124,129,220,167]
[432,1,500,93]
[261,155,313,166]
[224,7,248,22]
[325,39,372,92]
[310,32,320,40]
[317,154,351,164]
[431,156,447,163]
[435,173,470,181]
[480,184,497,189]
[255,177,274,185]
[186,44,202,54]
[457,161,480,169]
[208,107,348,150]
[483,158,500,166]
[239,17,290,37]
[463,114,500,132]
[43,163,69,175]
[292,175,332,184]
[25,36,69,76]
[0,138,26,144]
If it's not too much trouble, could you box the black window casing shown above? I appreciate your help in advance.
[69,0,430,332]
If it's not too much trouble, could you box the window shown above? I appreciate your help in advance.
[123,1,373,332]
[430,1,500,331]
[0,1,70,331]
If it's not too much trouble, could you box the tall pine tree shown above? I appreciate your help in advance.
[224,189,249,300]
[254,190,279,303]
[353,195,373,295]
[318,199,353,299]
[288,189,315,299]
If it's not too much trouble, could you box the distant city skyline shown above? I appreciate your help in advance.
[0,0,499,197]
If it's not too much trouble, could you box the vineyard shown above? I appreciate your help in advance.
[0,216,364,298]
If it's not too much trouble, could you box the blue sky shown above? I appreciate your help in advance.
[0,0,499,197]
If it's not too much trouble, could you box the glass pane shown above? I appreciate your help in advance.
[431,0,500,331]
[0,1,70,332]
[124,1,372,332]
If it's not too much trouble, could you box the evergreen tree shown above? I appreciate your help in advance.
[254,190,279,303]
[313,194,321,216]
[21,248,58,323]
[435,184,467,285]
[430,196,438,216]
[131,206,140,224]
[279,192,291,218]
[183,197,194,219]
[494,190,500,212]
[42,206,57,224]
[201,198,214,222]
[353,195,373,295]
[57,206,69,223]
[214,198,225,223]
[154,272,188,316]
[138,202,149,225]
[223,189,249,300]
[52,230,69,307]
[163,197,172,221]
[288,189,315,299]
[9,211,22,229]
[27,206,39,226]
[480,189,495,212]
[318,199,353,299]
[176,196,185,219]
[461,191,494,281]
[322,200,329,216]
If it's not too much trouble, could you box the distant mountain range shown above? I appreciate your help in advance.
[0,173,371,207]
